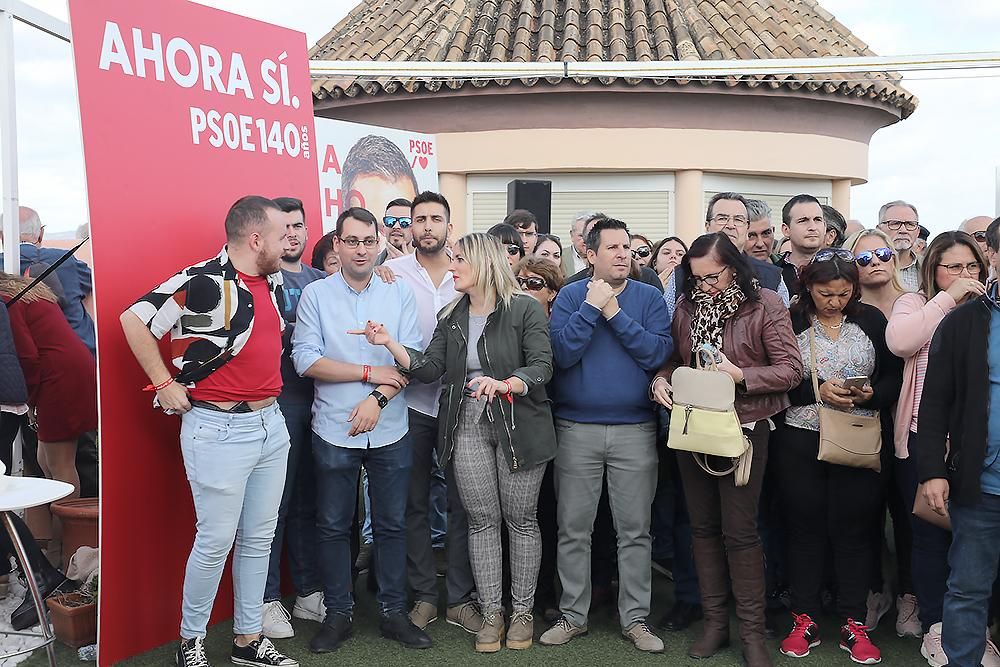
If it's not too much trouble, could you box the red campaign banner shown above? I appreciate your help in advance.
[66,1,321,663]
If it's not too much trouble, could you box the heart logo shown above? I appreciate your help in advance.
[418,156,429,169]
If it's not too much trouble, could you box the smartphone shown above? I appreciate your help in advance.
[842,375,869,391]
[699,343,722,364]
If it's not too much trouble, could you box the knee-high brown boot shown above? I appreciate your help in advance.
[688,535,730,659]
[727,544,773,667]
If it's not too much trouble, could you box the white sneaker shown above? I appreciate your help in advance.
[921,622,946,667]
[291,591,325,623]
[896,594,923,638]
[984,633,1000,667]
[865,588,893,631]
[261,601,294,639]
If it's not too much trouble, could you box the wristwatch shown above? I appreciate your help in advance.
[369,389,389,409]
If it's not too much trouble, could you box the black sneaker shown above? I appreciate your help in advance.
[231,637,297,667]
[380,611,433,648]
[177,638,211,667]
[657,600,703,631]
[309,614,353,653]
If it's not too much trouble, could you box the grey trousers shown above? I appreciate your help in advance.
[406,408,475,606]
[452,400,546,613]
[554,419,658,629]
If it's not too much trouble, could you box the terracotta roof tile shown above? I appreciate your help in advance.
[311,0,916,117]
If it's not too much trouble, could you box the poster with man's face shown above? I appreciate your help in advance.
[315,118,439,233]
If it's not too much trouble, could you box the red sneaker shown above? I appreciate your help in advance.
[780,613,821,658]
[840,618,881,664]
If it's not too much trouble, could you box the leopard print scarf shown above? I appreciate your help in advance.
[689,278,755,358]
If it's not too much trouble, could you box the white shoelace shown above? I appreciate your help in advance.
[182,639,209,667]
[255,638,288,664]
[268,602,292,623]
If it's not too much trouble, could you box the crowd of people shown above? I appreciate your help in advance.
[115,188,1000,667]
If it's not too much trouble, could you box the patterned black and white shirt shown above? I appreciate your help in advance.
[127,247,285,385]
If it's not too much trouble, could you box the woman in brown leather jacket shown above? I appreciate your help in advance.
[652,233,801,667]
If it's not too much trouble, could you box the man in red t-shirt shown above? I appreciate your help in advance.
[121,196,298,667]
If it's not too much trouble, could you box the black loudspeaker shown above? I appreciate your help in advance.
[507,180,552,234]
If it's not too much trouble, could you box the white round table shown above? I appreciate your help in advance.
[0,477,74,667]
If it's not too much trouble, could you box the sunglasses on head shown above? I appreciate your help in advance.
[811,248,855,264]
[854,247,894,267]
[973,231,988,242]
[383,216,411,229]
[631,246,652,259]
[506,244,523,257]
[517,276,547,291]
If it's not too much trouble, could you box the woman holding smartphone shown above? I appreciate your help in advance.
[775,251,902,664]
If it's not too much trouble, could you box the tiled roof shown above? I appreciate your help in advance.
[310,0,916,118]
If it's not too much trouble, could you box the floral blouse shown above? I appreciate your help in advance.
[785,320,877,432]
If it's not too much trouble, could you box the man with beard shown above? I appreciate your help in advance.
[774,195,827,294]
[291,207,430,653]
[877,200,922,292]
[120,196,299,667]
[377,198,415,264]
[382,191,482,634]
[261,198,328,638]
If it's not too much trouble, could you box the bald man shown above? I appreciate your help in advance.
[960,216,993,255]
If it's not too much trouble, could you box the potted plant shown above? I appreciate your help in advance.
[46,574,97,648]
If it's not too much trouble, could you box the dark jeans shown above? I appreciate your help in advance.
[536,461,558,607]
[943,493,1000,667]
[406,409,474,606]
[264,401,322,602]
[774,425,881,621]
[898,431,951,631]
[660,450,700,605]
[313,433,412,616]
[758,445,787,602]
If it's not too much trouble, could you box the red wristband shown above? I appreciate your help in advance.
[143,377,175,392]
[502,380,514,403]
[362,365,371,383]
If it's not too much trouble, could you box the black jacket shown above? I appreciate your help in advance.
[406,293,557,472]
[0,302,27,405]
[787,303,903,431]
[917,294,994,506]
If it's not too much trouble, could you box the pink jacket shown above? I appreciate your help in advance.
[884,291,957,458]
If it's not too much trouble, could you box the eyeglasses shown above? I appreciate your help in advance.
[632,246,652,259]
[854,247,894,267]
[382,216,411,229]
[710,214,748,227]
[517,276,547,291]
[338,236,378,248]
[938,262,982,276]
[972,231,988,242]
[812,248,855,263]
[506,244,523,257]
[881,220,919,232]
[691,268,728,286]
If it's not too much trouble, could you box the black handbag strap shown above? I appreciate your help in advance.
[6,237,89,307]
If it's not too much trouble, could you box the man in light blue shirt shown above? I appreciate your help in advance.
[291,207,428,653]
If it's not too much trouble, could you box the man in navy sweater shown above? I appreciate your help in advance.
[540,218,673,653]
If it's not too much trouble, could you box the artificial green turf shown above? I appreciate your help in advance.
[23,571,928,666]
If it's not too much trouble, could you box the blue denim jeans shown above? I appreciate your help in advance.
[313,433,412,617]
[430,449,448,548]
[361,468,373,544]
[942,492,1000,667]
[264,400,322,602]
[179,403,290,638]
[898,431,951,631]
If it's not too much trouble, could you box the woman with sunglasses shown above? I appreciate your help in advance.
[652,233,801,667]
[775,251,902,665]
[845,229,919,639]
[487,223,526,270]
[532,235,564,272]
[885,231,991,660]
[631,234,654,268]
[355,234,555,653]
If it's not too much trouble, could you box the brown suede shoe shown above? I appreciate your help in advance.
[507,612,533,649]
[446,601,482,634]
[409,600,438,630]
[476,610,505,653]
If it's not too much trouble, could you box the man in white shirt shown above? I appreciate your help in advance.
[562,212,596,276]
[382,192,482,634]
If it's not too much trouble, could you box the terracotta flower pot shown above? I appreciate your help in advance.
[50,498,98,570]
[46,592,97,648]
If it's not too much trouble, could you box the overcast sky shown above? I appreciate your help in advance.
[5,0,999,236]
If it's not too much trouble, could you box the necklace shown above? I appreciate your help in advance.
[816,315,845,330]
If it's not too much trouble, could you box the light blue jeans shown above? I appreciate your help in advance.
[179,403,290,638]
